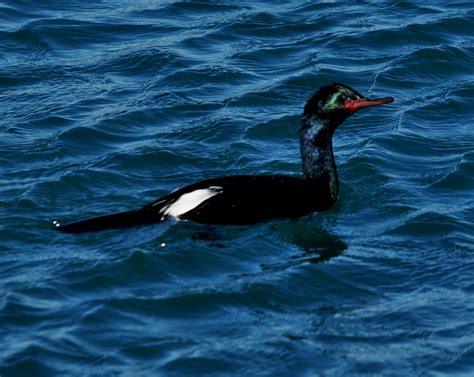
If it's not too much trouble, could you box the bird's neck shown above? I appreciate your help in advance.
[299,116,338,201]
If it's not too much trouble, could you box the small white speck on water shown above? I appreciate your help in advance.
[160,242,166,247]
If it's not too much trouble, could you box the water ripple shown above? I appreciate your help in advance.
[1,1,474,376]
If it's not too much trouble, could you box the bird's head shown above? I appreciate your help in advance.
[303,83,394,129]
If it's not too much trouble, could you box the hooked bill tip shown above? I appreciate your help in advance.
[382,96,395,104]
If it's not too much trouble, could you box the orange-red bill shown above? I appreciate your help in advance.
[344,96,394,112]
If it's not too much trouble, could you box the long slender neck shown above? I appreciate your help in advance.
[299,115,338,201]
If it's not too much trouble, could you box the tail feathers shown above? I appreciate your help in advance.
[54,209,161,234]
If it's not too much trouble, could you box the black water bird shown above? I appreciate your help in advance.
[55,83,394,233]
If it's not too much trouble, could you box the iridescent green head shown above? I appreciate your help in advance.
[303,83,394,128]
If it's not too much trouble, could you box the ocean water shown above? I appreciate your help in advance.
[1,0,473,375]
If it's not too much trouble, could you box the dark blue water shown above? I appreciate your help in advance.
[1,1,474,376]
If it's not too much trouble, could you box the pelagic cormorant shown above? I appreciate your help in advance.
[55,83,394,233]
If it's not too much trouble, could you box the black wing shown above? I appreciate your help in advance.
[56,175,332,233]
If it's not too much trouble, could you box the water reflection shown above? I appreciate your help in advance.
[261,220,347,270]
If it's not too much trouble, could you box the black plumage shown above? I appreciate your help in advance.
[56,83,393,233]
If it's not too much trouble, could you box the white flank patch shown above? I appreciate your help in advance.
[161,186,223,218]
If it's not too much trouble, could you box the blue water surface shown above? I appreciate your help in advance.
[1,1,474,376]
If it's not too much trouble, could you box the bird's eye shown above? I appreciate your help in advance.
[345,96,357,104]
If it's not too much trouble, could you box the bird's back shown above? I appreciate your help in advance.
[145,175,335,225]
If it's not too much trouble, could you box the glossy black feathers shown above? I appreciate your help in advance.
[56,83,393,233]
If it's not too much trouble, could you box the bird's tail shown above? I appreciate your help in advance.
[54,208,160,234]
